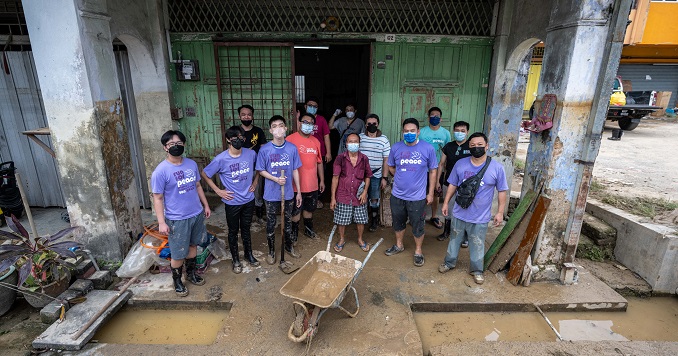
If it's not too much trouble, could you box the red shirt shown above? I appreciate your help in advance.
[287,132,322,193]
[312,114,330,157]
[333,151,373,206]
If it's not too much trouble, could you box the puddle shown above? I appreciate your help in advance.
[414,297,678,354]
[93,309,228,345]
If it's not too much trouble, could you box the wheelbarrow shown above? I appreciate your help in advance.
[279,225,383,344]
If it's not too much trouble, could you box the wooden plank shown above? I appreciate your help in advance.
[488,210,533,273]
[507,196,552,286]
[483,189,538,269]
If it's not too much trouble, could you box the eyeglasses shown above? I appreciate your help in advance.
[306,104,318,108]
[166,142,184,148]
[301,120,314,125]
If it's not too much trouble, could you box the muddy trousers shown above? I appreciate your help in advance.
[224,200,255,264]
[265,199,294,254]
[443,217,488,274]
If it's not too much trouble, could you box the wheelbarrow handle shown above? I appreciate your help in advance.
[326,224,338,252]
[351,237,383,285]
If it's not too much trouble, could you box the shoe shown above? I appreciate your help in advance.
[171,266,188,297]
[334,241,346,253]
[473,274,485,285]
[384,245,404,256]
[438,264,452,273]
[461,240,469,248]
[185,257,205,286]
[413,254,425,267]
[430,217,443,229]
[244,251,260,267]
[232,261,243,274]
[437,219,451,241]
[285,246,301,259]
[303,218,318,239]
[266,252,276,265]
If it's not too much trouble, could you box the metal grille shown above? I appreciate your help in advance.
[169,0,495,36]
[214,43,295,148]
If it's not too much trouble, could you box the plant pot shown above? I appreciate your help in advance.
[0,265,18,316]
[19,270,71,308]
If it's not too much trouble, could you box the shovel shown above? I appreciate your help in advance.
[279,171,299,274]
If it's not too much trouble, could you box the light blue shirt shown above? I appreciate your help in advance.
[419,126,451,163]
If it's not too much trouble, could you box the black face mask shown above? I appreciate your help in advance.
[470,146,486,158]
[230,138,244,150]
[241,120,253,127]
[366,124,378,133]
[168,145,184,157]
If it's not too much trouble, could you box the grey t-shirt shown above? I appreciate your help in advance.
[335,117,365,153]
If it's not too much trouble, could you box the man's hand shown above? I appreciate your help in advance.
[158,222,170,235]
[426,193,433,206]
[248,183,256,192]
[217,189,235,200]
[380,177,388,189]
[319,181,326,193]
[295,194,302,208]
[441,205,449,217]
[277,175,286,186]
[204,206,211,219]
[325,152,332,163]
[493,212,503,227]
[359,192,367,205]
[330,199,336,211]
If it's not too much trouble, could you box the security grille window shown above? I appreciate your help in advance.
[0,0,30,50]
[295,75,305,104]
[168,0,495,36]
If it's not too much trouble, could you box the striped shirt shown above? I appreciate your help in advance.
[359,133,391,178]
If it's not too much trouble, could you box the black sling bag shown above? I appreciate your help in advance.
[455,157,491,209]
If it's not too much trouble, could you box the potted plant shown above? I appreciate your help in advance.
[0,265,17,316]
[0,215,81,308]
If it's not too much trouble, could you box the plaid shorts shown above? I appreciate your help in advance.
[333,202,369,226]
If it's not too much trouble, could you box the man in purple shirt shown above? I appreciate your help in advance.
[201,126,260,274]
[440,132,508,285]
[151,130,211,297]
[330,133,373,253]
[256,115,303,266]
[384,118,438,267]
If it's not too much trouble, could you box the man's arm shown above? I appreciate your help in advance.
[196,182,211,218]
[436,154,447,186]
[200,170,233,200]
[441,184,457,217]
[324,134,332,162]
[426,169,437,205]
[494,190,507,226]
[330,175,339,210]
[360,177,370,205]
[317,162,325,193]
[249,171,259,192]
[293,169,302,207]
[153,193,168,234]
[388,165,395,177]
[328,115,338,130]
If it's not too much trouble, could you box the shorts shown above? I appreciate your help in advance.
[333,202,369,225]
[291,191,318,216]
[390,195,427,237]
[166,212,207,260]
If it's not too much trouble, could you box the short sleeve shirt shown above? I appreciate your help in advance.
[243,126,267,153]
[311,114,330,157]
[335,117,366,154]
[448,157,509,224]
[358,133,391,178]
[441,140,471,185]
[256,141,302,202]
[202,148,257,206]
[419,126,451,163]
[286,132,322,193]
[333,152,373,206]
[387,140,438,201]
[151,158,203,220]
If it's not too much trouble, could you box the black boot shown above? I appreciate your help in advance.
[171,265,188,297]
[369,207,379,232]
[185,258,205,285]
[227,235,242,273]
[437,219,451,241]
[266,234,276,265]
[243,234,260,267]
[255,205,264,219]
[303,218,318,239]
[291,221,299,246]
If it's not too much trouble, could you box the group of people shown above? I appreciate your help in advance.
[151,99,507,297]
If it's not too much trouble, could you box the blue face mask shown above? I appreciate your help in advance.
[403,132,417,143]
[301,123,314,135]
[454,132,466,142]
[429,116,441,126]
[306,106,317,115]
[347,143,360,153]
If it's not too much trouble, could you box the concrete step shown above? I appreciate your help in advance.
[582,212,617,246]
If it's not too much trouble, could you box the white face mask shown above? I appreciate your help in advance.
[272,127,286,139]
[346,111,355,119]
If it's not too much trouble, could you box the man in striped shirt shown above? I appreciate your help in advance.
[359,114,391,231]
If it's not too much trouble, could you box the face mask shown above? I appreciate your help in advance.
[366,124,378,133]
[306,106,317,115]
[301,123,314,135]
[272,127,286,139]
[403,132,417,143]
[470,146,486,158]
[241,120,252,127]
[346,112,355,119]
[429,116,441,126]
[347,143,360,153]
[230,138,244,150]
[168,145,184,157]
[454,132,467,142]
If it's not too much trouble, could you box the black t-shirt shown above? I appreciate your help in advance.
[441,140,471,185]
[243,126,267,153]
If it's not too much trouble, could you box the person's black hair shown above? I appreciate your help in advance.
[428,106,442,116]
[299,112,316,123]
[237,104,254,115]
[402,118,419,129]
[269,115,286,127]
[365,113,380,124]
[161,130,186,145]
[345,103,356,110]
[453,121,470,131]
[346,133,360,143]
[225,125,245,140]
[468,132,488,143]
[306,96,320,105]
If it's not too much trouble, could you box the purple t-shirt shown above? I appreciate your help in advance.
[447,157,508,224]
[151,158,203,221]
[256,141,302,202]
[387,140,438,201]
[203,148,257,206]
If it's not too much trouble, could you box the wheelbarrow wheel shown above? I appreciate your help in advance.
[292,302,306,338]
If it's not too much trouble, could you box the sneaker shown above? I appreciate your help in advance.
[413,254,425,267]
[461,240,469,248]
[473,274,485,285]
[285,247,301,259]
[384,245,404,256]
[438,264,452,273]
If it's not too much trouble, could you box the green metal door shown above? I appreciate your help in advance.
[402,86,456,130]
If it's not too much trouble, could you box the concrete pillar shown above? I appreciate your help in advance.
[24,0,142,261]
[521,0,631,281]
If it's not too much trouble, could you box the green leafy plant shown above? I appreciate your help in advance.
[0,215,81,291]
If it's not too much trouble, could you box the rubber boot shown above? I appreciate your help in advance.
[303,217,318,239]
[227,235,242,273]
[266,233,276,265]
[171,265,188,297]
[185,258,205,285]
[291,221,299,246]
[369,206,379,232]
[243,234,260,267]
[437,219,451,241]
[255,205,264,219]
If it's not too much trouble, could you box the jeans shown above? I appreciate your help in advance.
[224,200,255,260]
[368,177,381,208]
[443,217,488,274]
[265,199,294,250]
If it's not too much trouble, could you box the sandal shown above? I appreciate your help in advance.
[430,217,443,229]
[333,241,346,253]
[358,241,370,252]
